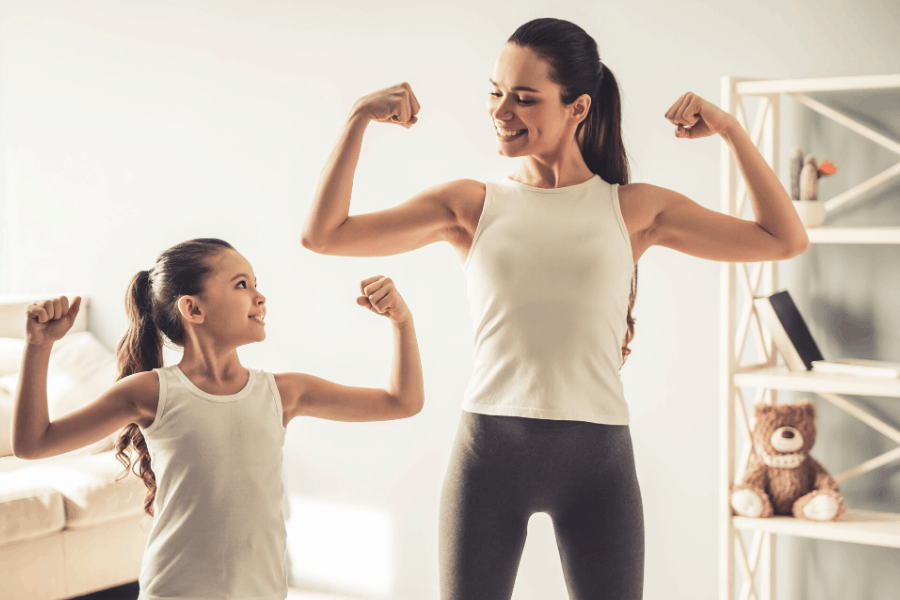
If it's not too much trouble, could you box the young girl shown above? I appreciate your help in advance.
[301,17,808,600]
[12,237,424,600]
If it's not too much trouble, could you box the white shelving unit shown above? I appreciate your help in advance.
[719,74,900,600]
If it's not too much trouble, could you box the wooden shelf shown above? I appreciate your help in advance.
[721,72,900,598]
[805,227,900,244]
[733,509,900,549]
[735,74,900,96]
[733,364,900,398]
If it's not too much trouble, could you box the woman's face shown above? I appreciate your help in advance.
[181,248,267,348]
[487,43,579,159]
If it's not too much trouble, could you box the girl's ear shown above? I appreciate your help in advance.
[177,295,205,324]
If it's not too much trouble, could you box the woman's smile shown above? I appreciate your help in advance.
[496,126,528,141]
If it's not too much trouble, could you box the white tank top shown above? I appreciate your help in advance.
[137,365,289,600]
[461,175,634,425]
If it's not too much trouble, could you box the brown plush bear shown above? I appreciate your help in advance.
[730,399,846,521]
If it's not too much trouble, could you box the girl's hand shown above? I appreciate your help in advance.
[357,276,411,324]
[665,92,737,139]
[25,296,82,345]
[352,82,421,129]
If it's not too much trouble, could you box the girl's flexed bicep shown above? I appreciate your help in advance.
[17,371,156,460]
[275,372,420,424]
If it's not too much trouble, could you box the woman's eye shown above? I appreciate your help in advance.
[489,92,533,105]
[238,281,246,288]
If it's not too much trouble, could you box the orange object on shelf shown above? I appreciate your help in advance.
[817,159,838,177]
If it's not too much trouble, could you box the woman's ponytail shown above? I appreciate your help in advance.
[580,62,629,186]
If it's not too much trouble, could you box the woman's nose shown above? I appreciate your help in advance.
[491,98,514,121]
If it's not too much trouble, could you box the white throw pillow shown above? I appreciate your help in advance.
[0,332,123,459]
[0,338,26,377]
[0,386,13,457]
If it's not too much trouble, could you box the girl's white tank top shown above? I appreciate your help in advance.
[137,364,288,600]
[461,174,634,425]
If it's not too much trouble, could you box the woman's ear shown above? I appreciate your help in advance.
[177,295,205,325]
[571,93,592,126]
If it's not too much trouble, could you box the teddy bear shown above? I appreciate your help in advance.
[730,399,846,522]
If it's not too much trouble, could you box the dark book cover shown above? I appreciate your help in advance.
[767,290,824,370]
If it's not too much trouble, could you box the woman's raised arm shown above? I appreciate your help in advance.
[301,82,484,257]
[640,92,810,263]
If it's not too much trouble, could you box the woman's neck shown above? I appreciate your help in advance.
[510,142,594,189]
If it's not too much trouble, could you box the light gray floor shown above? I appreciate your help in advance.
[71,582,361,600]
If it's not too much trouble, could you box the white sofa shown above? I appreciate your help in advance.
[0,296,151,600]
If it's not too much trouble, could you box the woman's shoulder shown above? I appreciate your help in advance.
[435,179,487,208]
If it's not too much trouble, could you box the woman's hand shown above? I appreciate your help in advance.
[665,92,737,139]
[357,276,411,324]
[25,296,82,345]
[351,82,421,129]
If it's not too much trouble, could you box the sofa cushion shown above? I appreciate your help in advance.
[0,469,66,547]
[0,450,149,547]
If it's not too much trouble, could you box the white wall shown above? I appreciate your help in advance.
[2,1,899,599]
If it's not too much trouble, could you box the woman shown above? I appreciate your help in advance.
[301,17,807,600]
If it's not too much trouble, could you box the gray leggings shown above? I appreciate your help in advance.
[439,411,645,600]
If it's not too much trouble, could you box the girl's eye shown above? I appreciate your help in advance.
[238,281,246,288]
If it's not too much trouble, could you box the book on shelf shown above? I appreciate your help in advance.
[811,359,900,378]
[753,290,897,377]
[753,290,824,371]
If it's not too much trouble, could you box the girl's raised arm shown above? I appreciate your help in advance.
[12,296,152,460]
[276,276,424,423]
[301,82,484,258]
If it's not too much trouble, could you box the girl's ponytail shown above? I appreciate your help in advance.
[116,270,163,379]
[114,269,163,519]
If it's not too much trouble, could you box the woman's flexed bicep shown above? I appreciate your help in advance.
[639,183,808,263]
[302,179,483,257]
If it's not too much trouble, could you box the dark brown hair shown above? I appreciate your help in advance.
[113,238,235,518]
[509,18,638,366]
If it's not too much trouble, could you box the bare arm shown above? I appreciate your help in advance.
[277,276,424,423]
[301,82,482,257]
[644,92,809,262]
[13,296,148,460]
[277,320,423,422]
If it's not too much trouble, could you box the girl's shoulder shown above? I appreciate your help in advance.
[122,370,162,429]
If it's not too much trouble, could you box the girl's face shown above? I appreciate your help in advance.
[183,249,267,348]
[487,43,581,159]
